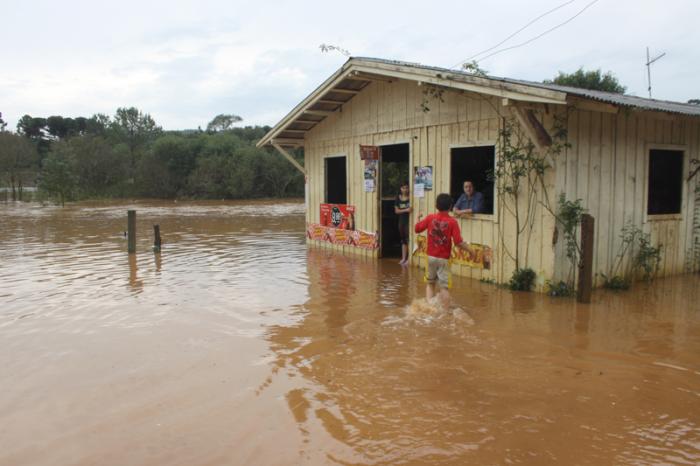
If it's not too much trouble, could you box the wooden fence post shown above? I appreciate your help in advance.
[577,214,594,303]
[127,210,136,254]
[153,224,161,252]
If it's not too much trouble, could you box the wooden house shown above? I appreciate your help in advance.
[257,57,700,289]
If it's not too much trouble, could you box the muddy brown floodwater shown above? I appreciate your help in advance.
[1,200,699,465]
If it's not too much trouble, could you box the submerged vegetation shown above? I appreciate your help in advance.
[601,222,663,289]
[508,267,536,291]
[0,109,303,204]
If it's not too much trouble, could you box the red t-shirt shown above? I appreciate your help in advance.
[414,212,463,259]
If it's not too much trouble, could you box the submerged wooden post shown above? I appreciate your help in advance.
[127,210,136,254]
[153,224,161,252]
[577,214,594,303]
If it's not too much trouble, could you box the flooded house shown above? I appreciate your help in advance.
[257,57,700,289]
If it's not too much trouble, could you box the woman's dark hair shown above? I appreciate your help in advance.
[436,193,453,211]
[397,183,409,197]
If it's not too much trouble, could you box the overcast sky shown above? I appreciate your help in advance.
[1,0,697,131]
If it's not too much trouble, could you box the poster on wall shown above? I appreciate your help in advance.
[414,183,425,198]
[413,235,492,269]
[359,145,380,160]
[320,204,355,230]
[307,224,379,250]
[364,159,378,192]
[414,166,433,190]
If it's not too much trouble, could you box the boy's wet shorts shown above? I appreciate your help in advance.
[426,256,450,289]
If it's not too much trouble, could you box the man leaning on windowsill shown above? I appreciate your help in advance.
[453,180,484,217]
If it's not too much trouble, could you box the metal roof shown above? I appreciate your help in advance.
[355,57,700,117]
[258,57,700,148]
[503,79,700,117]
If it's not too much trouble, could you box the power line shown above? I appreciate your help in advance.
[475,0,600,63]
[452,0,577,69]
[453,0,600,69]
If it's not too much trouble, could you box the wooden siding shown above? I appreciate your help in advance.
[554,109,700,284]
[304,79,557,285]
[303,78,700,286]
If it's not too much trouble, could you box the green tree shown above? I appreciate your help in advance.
[86,114,111,136]
[544,68,627,94]
[206,114,243,133]
[16,115,51,156]
[223,147,256,198]
[254,147,304,197]
[145,135,199,197]
[187,154,231,198]
[110,107,162,176]
[17,115,47,139]
[0,132,39,200]
[0,112,7,132]
[46,116,76,140]
[39,150,77,206]
[64,136,129,196]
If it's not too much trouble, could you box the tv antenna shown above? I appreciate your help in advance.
[646,46,666,98]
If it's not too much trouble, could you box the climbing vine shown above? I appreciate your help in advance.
[556,194,585,288]
[489,110,570,289]
[601,222,663,288]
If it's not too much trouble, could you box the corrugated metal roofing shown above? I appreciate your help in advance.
[354,57,700,117]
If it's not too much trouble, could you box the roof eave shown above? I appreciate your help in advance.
[257,58,572,148]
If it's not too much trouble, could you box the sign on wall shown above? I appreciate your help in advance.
[364,159,378,192]
[359,145,380,160]
[320,204,355,230]
[413,235,492,269]
[414,166,433,191]
[307,223,379,250]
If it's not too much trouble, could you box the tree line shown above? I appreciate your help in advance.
[0,109,303,205]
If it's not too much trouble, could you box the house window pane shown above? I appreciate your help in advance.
[325,156,347,204]
[647,149,683,215]
[450,146,495,215]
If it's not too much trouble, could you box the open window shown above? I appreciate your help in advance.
[325,156,347,204]
[450,145,495,215]
[647,149,683,216]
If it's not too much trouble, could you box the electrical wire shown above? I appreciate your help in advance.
[452,0,577,69]
[453,0,600,68]
[476,0,600,63]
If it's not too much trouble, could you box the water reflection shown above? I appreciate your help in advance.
[154,252,162,273]
[127,253,143,294]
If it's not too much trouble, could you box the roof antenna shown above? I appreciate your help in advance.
[646,46,666,99]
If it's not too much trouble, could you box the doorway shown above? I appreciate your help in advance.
[379,143,410,258]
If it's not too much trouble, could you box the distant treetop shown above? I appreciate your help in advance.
[544,67,627,94]
[206,114,243,133]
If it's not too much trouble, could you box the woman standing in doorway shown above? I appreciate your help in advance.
[395,183,412,265]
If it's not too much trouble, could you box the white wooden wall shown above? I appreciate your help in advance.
[304,79,558,285]
[304,78,700,286]
[553,109,700,284]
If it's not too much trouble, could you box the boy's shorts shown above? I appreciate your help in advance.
[426,256,450,289]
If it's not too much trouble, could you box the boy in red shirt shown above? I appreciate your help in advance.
[415,193,472,307]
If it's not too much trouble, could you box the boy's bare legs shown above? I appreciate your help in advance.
[426,282,435,301]
[437,288,450,309]
[426,283,450,309]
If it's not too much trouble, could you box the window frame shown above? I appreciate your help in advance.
[643,143,687,223]
[448,141,499,223]
[323,153,348,205]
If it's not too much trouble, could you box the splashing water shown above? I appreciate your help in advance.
[403,296,475,326]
